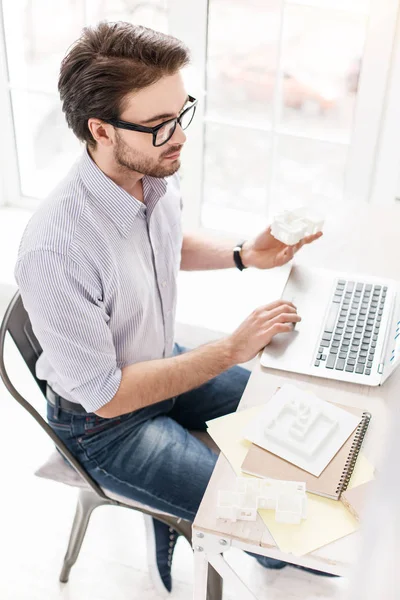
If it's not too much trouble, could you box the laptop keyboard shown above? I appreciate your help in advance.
[314,280,387,376]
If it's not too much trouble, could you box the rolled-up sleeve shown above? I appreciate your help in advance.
[15,250,121,412]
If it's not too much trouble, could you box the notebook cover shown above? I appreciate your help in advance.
[340,481,372,521]
[241,402,370,500]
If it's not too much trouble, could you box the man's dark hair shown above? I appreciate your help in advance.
[58,21,190,147]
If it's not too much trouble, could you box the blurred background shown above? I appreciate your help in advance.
[1,0,399,238]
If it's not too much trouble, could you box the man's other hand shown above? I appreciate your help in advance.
[241,226,322,269]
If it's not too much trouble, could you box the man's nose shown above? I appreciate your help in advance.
[170,123,187,145]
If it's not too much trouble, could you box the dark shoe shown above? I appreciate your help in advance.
[250,552,339,576]
[292,564,339,577]
[248,552,288,569]
[144,515,180,594]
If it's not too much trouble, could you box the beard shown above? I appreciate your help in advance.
[114,131,181,178]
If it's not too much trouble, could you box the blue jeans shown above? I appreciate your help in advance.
[47,344,249,522]
[47,345,337,575]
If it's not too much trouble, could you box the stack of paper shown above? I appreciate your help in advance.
[206,385,374,556]
[242,384,361,477]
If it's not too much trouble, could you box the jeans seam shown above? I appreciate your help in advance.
[74,435,197,520]
[48,415,74,434]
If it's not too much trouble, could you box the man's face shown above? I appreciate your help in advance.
[111,72,189,178]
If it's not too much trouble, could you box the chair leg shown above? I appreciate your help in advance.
[168,518,223,600]
[59,489,112,583]
[142,512,223,600]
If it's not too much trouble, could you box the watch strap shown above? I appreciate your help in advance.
[233,241,247,271]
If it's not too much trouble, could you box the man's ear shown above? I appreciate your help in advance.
[88,118,114,147]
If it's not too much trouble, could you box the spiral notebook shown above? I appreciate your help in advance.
[241,403,371,500]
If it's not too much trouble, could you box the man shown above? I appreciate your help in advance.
[15,22,323,594]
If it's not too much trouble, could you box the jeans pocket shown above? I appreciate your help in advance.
[48,420,71,432]
[83,414,123,435]
[47,417,74,446]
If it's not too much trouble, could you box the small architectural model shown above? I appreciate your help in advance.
[271,206,324,245]
[217,477,307,525]
[264,397,338,459]
[243,384,361,476]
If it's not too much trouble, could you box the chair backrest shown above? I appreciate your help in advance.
[0,291,109,500]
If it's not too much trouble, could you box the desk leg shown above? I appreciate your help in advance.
[193,551,223,600]
[193,550,209,600]
[208,554,259,600]
[194,551,258,600]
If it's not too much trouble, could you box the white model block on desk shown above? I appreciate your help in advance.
[276,492,306,524]
[264,397,338,458]
[271,207,324,245]
[236,477,260,495]
[216,477,307,524]
[217,489,258,521]
[243,384,361,476]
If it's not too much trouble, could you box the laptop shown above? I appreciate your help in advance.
[260,264,400,386]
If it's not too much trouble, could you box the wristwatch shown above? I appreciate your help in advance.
[233,241,247,271]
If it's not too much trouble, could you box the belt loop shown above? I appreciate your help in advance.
[54,394,60,420]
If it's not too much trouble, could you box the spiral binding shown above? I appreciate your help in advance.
[335,411,372,498]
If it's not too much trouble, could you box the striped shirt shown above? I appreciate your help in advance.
[15,149,183,412]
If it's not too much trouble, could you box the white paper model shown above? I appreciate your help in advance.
[271,206,324,246]
[217,477,307,525]
[242,384,361,476]
[264,398,338,458]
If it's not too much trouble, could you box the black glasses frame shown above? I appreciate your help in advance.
[103,95,198,147]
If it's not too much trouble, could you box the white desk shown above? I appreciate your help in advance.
[192,204,400,599]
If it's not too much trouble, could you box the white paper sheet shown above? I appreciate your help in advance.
[242,384,361,476]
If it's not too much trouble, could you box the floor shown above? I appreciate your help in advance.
[0,207,349,599]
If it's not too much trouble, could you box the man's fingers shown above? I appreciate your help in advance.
[256,299,297,312]
[263,322,294,343]
[263,314,300,343]
[263,305,298,321]
[287,231,322,254]
[303,231,323,245]
[267,312,301,327]
[282,246,295,259]
[294,239,306,251]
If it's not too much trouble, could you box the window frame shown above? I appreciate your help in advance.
[369,2,400,207]
[0,0,399,228]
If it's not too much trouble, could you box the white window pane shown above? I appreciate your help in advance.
[11,91,81,199]
[270,135,348,216]
[2,0,85,92]
[86,0,168,33]
[279,5,368,141]
[206,0,280,127]
[287,0,370,13]
[201,123,271,234]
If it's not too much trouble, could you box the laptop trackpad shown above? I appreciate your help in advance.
[260,264,334,374]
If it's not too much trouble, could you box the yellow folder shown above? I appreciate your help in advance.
[206,405,374,556]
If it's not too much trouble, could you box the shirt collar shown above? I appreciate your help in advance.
[78,149,167,237]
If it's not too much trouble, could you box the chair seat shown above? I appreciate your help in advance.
[35,431,218,517]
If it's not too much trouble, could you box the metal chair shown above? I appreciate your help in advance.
[0,291,222,599]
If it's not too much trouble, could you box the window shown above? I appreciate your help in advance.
[0,0,398,230]
[0,0,168,204]
[198,0,398,236]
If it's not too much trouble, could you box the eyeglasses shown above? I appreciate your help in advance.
[103,95,198,147]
